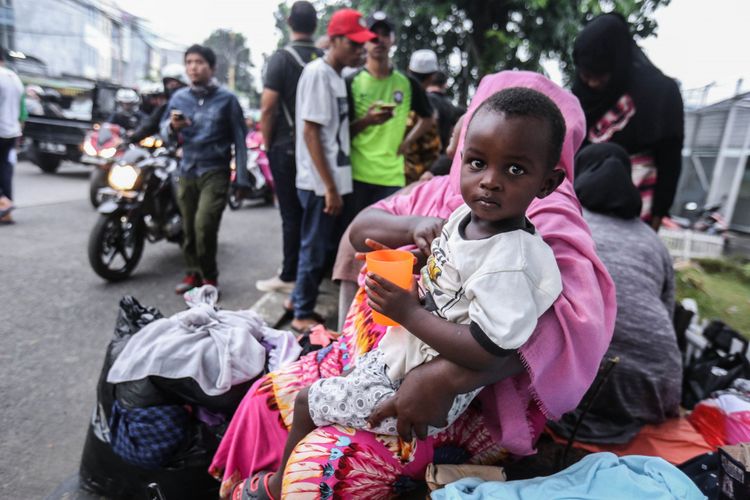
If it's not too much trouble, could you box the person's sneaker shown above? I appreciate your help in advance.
[255,275,295,293]
[202,279,221,297]
[175,273,201,294]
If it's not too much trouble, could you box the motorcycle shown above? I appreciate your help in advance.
[227,129,274,210]
[83,124,165,208]
[662,201,728,235]
[81,123,125,208]
[88,145,181,282]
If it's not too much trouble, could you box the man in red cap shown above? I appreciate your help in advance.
[288,9,376,334]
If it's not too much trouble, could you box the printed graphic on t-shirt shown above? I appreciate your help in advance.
[336,96,350,167]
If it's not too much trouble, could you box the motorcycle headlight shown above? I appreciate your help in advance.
[139,137,155,148]
[83,141,97,156]
[100,147,118,159]
[108,164,141,191]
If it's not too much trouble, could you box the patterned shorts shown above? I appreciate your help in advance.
[307,349,481,436]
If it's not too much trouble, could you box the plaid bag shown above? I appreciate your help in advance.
[109,401,189,469]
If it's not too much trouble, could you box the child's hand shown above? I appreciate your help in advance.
[365,272,419,325]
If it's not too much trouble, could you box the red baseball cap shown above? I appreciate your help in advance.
[327,9,377,44]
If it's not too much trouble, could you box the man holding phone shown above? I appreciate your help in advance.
[160,44,249,295]
[346,11,434,215]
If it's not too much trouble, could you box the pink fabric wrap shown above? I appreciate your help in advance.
[370,71,616,455]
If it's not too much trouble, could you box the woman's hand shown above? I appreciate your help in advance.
[365,272,419,325]
[355,238,424,273]
[367,360,457,441]
[411,217,446,256]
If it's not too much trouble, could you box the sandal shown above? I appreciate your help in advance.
[0,205,15,219]
[233,472,276,500]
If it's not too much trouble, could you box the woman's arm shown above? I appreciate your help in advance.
[349,208,445,255]
[367,354,523,440]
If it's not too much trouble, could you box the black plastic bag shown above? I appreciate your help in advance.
[678,452,719,500]
[79,296,220,499]
[682,321,750,409]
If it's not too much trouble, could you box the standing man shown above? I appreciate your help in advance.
[161,44,249,294]
[256,1,323,295]
[290,9,375,332]
[346,13,434,214]
[0,47,24,224]
[426,71,464,155]
[423,70,465,178]
[403,49,442,184]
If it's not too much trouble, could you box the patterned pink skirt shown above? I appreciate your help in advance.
[209,287,508,498]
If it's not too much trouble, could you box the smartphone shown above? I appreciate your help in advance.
[171,109,185,121]
[378,103,397,111]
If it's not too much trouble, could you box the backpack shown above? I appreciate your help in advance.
[279,44,318,131]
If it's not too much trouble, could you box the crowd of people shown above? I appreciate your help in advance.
[1,3,694,496]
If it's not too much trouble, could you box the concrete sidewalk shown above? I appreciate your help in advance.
[251,278,341,332]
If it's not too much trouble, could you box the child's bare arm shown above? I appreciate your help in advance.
[365,273,509,371]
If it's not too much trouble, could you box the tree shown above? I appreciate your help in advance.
[203,29,260,107]
[315,0,671,106]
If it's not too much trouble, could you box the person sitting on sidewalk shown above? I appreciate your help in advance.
[243,87,567,499]
[160,44,249,294]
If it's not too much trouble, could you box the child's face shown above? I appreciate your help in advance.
[460,111,562,225]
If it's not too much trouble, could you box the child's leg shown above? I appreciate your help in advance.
[267,386,315,498]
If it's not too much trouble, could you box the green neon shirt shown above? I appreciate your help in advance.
[347,68,431,187]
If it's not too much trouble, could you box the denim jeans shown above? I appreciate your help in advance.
[268,143,303,282]
[291,189,352,319]
[0,137,15,200]
[352,180,401,216]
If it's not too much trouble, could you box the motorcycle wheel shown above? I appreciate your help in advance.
[89,168,109,208]
[88,213,145,282]
[37,152,61,173]
[227,189,243,210]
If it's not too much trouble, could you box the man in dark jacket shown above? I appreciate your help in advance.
[161,44,248,294]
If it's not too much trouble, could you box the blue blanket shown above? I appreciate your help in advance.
[431,453,705,500]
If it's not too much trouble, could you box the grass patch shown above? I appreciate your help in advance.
[675,258,750,336]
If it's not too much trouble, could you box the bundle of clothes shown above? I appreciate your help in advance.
[101,286,301,469]
[78,287,317,498]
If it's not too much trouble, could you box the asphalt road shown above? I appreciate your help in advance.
[0,161,282,498]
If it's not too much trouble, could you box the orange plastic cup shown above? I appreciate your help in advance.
[365,249,414,326]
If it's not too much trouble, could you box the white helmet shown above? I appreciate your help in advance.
[115,88,140,104]
[139,81,164,96]
[161,63,189,86]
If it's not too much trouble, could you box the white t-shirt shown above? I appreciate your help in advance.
[379,203,563,381]
[0,66,23,139]
[294,58,352,196]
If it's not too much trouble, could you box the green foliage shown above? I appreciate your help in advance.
[273,0,670,106]
[203,29,260,105]
[676,260,750,337]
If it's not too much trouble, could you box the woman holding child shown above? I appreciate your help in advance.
[210,71,616,499]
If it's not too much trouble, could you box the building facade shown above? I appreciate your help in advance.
[9,0,181,86]
[675,92,750,233]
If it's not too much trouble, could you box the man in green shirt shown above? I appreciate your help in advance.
[346,12,435,215]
